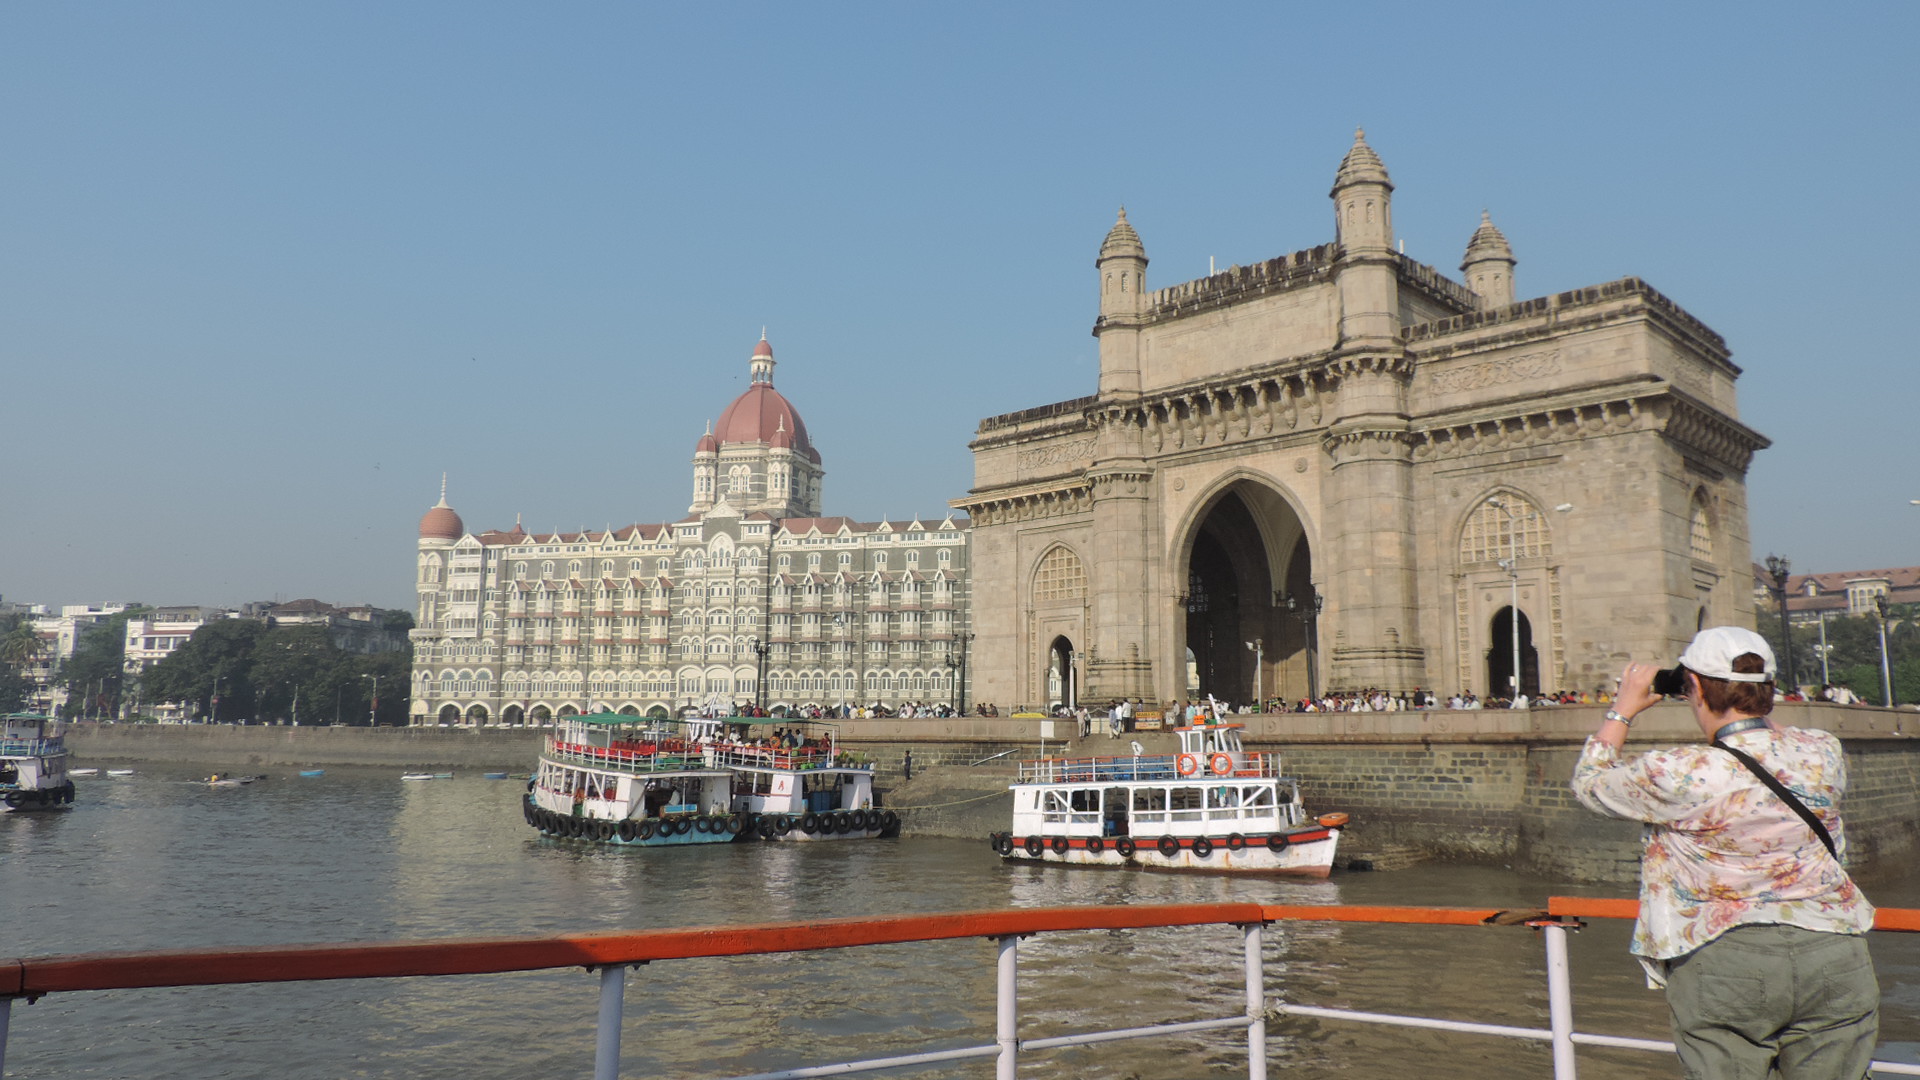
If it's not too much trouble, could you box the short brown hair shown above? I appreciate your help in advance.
[1691,652,1774,716]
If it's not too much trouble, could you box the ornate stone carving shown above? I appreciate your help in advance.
[1428,350,1561,394]
[1018,436,1097,472]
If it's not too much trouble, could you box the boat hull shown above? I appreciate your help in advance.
[524,796,895,846]
[991,828,1339,877]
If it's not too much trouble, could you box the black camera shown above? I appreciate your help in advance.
[1651,666,1689,697]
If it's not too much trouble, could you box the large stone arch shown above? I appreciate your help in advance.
[1027,543,1089,709]
[1167,472,1316,706]
[1453,487,1564,698]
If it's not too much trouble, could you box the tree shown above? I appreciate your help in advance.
[54,607,147,718]
[0,665,32,712]
[140,618,265,721]
[0,617,46,669]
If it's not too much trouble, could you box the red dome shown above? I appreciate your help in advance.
[752,338,774,359]
[695,431,719,453]
[713,384,812,454]
[419,503,463,541]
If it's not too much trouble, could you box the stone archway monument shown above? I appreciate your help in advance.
[957,130,1767,707]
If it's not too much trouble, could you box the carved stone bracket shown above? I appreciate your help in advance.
[1087,469,1154,498]
[953,483,1094,528]
[1322,426,1420,464]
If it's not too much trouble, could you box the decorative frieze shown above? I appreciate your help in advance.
[954,483,1094,528]
[1428,349,1561,394]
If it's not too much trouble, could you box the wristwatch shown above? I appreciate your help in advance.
[1604,709,1632,728]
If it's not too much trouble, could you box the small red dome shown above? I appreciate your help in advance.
[753,338,774,359]
[419,503,463,540]
[695,431,720,453]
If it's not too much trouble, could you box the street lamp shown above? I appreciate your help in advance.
[1874,594,1894,708]
[1486,499,1573,706]
[1764,554,1796,690]
[749,637,770,712]
[1244,638,1263,711]
[1281,589,1323,703]
[955,631,974,716]
[364,673,380,727]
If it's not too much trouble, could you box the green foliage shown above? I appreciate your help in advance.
[54,606,148,718]
[139,618,411,724]
[0,665,33,712]
[1760,608,1920,705]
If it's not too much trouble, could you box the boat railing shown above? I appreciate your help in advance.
[707,744,845,772]
[6,898,1920,1080]
[1015,752,1278,784]
[543,741,706,773]
[0,738,62,757]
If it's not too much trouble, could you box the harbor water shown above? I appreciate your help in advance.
[5,765,1920,1079]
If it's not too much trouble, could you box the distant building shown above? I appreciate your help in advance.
[28,603,132,714]
[261,599,409,654]
[1753,564,1920,624]
[410,337,973,726]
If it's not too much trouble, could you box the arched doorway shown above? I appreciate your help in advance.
[436,704,460,725]
[465,704,489,726]
[1177,480,1312,705]
[530,704,552,724]
[1487,607,1540,700]
[1047,636,1076,710]
[502,704,525,727]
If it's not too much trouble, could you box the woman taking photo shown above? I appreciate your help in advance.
[1571,626,1877,1078]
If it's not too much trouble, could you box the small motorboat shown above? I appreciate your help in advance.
[203,774,262,787]
[299,770,325,777]
[402,773,453,781]
[482,771,509,780]
[106,769,134,777]
[70,768,100,777]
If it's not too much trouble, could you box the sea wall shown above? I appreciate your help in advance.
[65,704,1920,884]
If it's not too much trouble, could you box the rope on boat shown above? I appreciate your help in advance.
[882,790,1008,812]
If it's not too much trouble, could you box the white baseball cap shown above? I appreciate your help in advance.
[1678,626,1777,683]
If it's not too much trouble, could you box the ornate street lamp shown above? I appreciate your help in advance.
[1764,554,1796,690]
[1282,590,1323,703]
[749,637,770,712]
[1874,594,1894,708]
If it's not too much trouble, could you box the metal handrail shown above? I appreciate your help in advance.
[5,900,1918,1079]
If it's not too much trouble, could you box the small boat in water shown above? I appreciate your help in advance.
[482,771,508,780]
[2,713,75,812]
[989,720,1344,876]
[203,774,263,788]
[106,769,134,777]
[70,768,100,777]
[523,712,894,846]
[299,769,325,777]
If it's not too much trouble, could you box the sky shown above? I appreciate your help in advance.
[4,2,1916,612]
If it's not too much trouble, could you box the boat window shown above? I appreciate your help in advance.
[1207,787,1242,810]
[1240,786,1276,810]
[1168,788,1204,813]
[1131,788,1167,812]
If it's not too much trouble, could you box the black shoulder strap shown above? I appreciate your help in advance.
[1714,740,1838,859]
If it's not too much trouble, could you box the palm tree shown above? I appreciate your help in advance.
[0,622,45,670]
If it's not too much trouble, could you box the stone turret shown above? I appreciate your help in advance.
[1095,207,1148,397]
[1330,128,1398,347]
[1461,211,1517,310]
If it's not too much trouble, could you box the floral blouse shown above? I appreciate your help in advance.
[1571,725,1873,980]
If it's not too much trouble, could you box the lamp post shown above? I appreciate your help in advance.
[1485,499,1573,706]
[749,637,770,712]
[1282,590,1323,703]
[1875,594,1894,707]
[1245,638,1263,711]
[1817,610,1833,686]
[1764,554,1795,691]
[364,673,380,727]
[956,631,974,716]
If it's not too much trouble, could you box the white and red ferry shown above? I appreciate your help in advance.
[523,713,894,845]
[990,720,1345,875]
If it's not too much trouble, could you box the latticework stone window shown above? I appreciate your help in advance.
[1459,498,1551,564]
[1033,546,1087,603]
[1689,497,1714,561]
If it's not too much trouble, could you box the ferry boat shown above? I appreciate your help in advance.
[989,720,1345,875]
[522,712,895,846]
[1,712,75,812]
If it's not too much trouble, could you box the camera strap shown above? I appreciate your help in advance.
[1713,740,1838,859]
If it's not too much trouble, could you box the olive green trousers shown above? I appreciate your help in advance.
[1664,923,1878,1080]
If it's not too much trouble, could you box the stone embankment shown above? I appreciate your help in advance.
[64,703,1920,885]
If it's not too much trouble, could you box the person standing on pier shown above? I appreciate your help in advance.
[1571,626,1877,1079]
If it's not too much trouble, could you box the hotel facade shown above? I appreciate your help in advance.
[409,338,972,725]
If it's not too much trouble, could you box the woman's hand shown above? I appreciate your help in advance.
[1612,663,1662,722]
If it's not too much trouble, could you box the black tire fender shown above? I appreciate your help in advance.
[1115,837,1136,858]
[635,819,658,839]
[799,812,821,833]
[1024,835,1044,857]
[1157,834,1181,858]
[1267,832,1289,852]
[1049,835,1069,855]
[1191,835,1213,858]
[992,833,1014,856]
[617,819,638,842]
[849,809,868,831]
[1226,833,1246,851]
[1086,836,1105,853]
[775,815,794,835]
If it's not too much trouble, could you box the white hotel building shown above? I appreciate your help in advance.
[410,338,973,725]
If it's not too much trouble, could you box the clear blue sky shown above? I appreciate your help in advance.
[4,2,1915,612]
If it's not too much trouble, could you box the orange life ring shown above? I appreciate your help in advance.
[1176,754,1200,777]
[1209,753,1233,776]
[1317,812,1350,829]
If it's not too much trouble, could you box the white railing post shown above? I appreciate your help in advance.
[594,963,627,1080]
[1,995,12,1076]
[996,934,1019,1080]
[1244,923,1267,1080]
[1542,923,1577,1080]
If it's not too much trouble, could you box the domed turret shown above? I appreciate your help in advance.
[418,476,463,542]
[1332,127,1393,191]
[1096,207,1149,396]
[1461,210,1517,310]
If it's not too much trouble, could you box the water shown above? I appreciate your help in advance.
[5,765,1920,1079]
